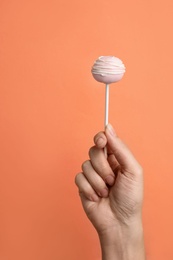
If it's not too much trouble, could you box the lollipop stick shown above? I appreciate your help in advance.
[104,84,109,157]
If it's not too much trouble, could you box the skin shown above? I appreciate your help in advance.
[75,124,145,260]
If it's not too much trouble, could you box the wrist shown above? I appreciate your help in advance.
[98,217,145,260]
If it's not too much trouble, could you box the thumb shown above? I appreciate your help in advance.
[105,124,142,175]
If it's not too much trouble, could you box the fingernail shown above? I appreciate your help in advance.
[91,194,100,202]
[100,188,109,197]
[96,137,104,146]
[105,175,115,186]
[106,124,116,136]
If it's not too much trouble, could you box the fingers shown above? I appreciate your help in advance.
[94,126,142,175]
[93,131,114,155]
[75,125,143,204]
[94,131,120,172]
[105,124,143,175]
[89,146,115,186]
[94,131,107,149]
[82,160,109,197]
[107,154,120,172]
[75,158,110,202]
[75,173,100,202]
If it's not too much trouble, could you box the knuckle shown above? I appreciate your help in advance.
[81,160,90,172]
[74,172,82,186]
[88,146,95,157]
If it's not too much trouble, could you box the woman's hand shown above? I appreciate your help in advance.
[75,124,145,260]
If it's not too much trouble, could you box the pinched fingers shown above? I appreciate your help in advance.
[94,131,115,158]
[105,124,143,176]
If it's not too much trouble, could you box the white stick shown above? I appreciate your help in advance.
[104,84,109,157]
[105,84,109,127]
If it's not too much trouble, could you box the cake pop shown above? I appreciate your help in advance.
[91,56,125,84]
[91,56,125,127]
[91,56,125,155]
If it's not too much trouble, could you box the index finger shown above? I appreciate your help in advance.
[93,131,107,149]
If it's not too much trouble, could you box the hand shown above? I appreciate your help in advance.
[75,124,145,260]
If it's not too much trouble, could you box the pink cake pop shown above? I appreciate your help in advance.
[91,56,126,155]
[91,56,125,84]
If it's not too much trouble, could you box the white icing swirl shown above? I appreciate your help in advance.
[91,56,126,76]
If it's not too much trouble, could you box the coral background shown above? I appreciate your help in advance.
[0,0,173,259]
